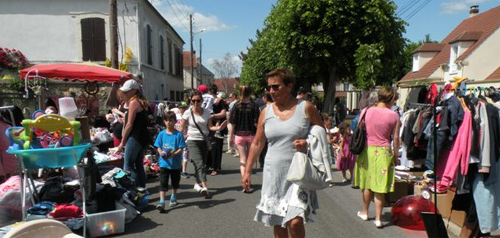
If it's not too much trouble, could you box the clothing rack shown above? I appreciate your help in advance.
[405,102,431,111]
[407,103,431,107]
[422,89,448,237]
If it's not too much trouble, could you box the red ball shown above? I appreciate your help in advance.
[391,195,437,230]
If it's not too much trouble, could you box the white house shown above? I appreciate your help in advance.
[398,5,500,107]
[0,0,185,101]
[182,51,215,91]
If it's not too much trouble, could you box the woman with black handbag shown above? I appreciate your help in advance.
[353,86,400,228]
[180,91,226,198]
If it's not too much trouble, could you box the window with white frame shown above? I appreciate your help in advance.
[412,54,419,72]
[449,44,459,73]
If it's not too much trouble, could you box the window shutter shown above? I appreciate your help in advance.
[168,40,173,73]
[93,18,106,61]
[147,25,152,65]
[81,18,106,61]
[81,19,93,61]
[160,36,165,70]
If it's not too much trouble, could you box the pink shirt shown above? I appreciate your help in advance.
[362,107,399,147]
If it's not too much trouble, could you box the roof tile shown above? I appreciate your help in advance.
[412,43,444,53]
[486,66,500,81]
[401,5,500,82]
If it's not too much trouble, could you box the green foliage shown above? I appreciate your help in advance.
[354,43,383,89]
[241,0,407,106]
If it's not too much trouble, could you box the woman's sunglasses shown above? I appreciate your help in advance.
[191,99,202,103]
[266,84,280,91]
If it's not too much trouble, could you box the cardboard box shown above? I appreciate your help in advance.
[447,190,466,226]
[413,184,452,218]
[386,181,413,204]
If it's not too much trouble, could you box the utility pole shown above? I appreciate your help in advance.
[199,38,202,85]
[190,14,194,90]
[110,0,118,69]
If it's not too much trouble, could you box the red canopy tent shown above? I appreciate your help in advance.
[19,63,132,83]
[19,63,133,108]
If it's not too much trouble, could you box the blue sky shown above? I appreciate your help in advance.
[152,0,500,77]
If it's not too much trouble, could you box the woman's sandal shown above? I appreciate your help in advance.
[357,211,368,221]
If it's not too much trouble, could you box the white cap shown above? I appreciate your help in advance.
[119,79,140,92]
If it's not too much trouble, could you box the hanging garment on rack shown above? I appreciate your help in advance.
[402,109,419,157]
[478,101,491,173]
[441,105,472,186]
[399,110,414,168]
[485,103,500,165]
[472,156,500,234]
[427,83,438,105]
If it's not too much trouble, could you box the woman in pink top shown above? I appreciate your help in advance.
[353,86,400,228]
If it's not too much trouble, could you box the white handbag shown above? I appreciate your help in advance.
[286,151,329,190]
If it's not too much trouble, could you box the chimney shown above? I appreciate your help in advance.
[470,5,479,18]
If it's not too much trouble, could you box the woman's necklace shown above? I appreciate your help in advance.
[275,99,296,119]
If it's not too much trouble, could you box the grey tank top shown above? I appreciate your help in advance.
[264,99,309,159]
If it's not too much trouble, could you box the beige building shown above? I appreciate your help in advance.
[398,5,500,108]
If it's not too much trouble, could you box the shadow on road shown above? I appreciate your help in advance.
[122,215,161,235]
[166,198,236,211]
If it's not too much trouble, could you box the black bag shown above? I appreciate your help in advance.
[349,107,369,155]
[38,176,77,204]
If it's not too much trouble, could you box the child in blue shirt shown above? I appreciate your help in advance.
[154,111,187,211]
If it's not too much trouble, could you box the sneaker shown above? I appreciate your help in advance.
[226,150,233,154]
[200,187,208,196]
[181,172,190,179]
[156,202,165,212]
[234,153,240,157]
[374,220,383,228]
[194,183,202,192]
[169,196,178,207]
[214,131,224,139]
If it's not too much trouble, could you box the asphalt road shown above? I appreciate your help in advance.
[116,147,434,238]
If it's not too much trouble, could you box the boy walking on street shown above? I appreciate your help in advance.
[154,111,187,211]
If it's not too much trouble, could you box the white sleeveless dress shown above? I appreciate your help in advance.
[254,100,317,227]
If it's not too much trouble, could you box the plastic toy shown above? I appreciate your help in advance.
[5,126,27,150]
[55,135,73,148]
[391,195,437,231]
[32,110,45,119]
[22,114,80,149]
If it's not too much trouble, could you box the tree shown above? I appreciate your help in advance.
[211,52,239,94]
[240,0,406,113]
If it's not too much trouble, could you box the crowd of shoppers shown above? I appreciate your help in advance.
[110,71,402,237]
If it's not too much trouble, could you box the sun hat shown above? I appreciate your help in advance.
[178,101,188,108]
[119,79,140,92]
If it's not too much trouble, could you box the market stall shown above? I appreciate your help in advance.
[0,63,140,237]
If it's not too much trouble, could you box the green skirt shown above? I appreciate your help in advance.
[353,145,395,194]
